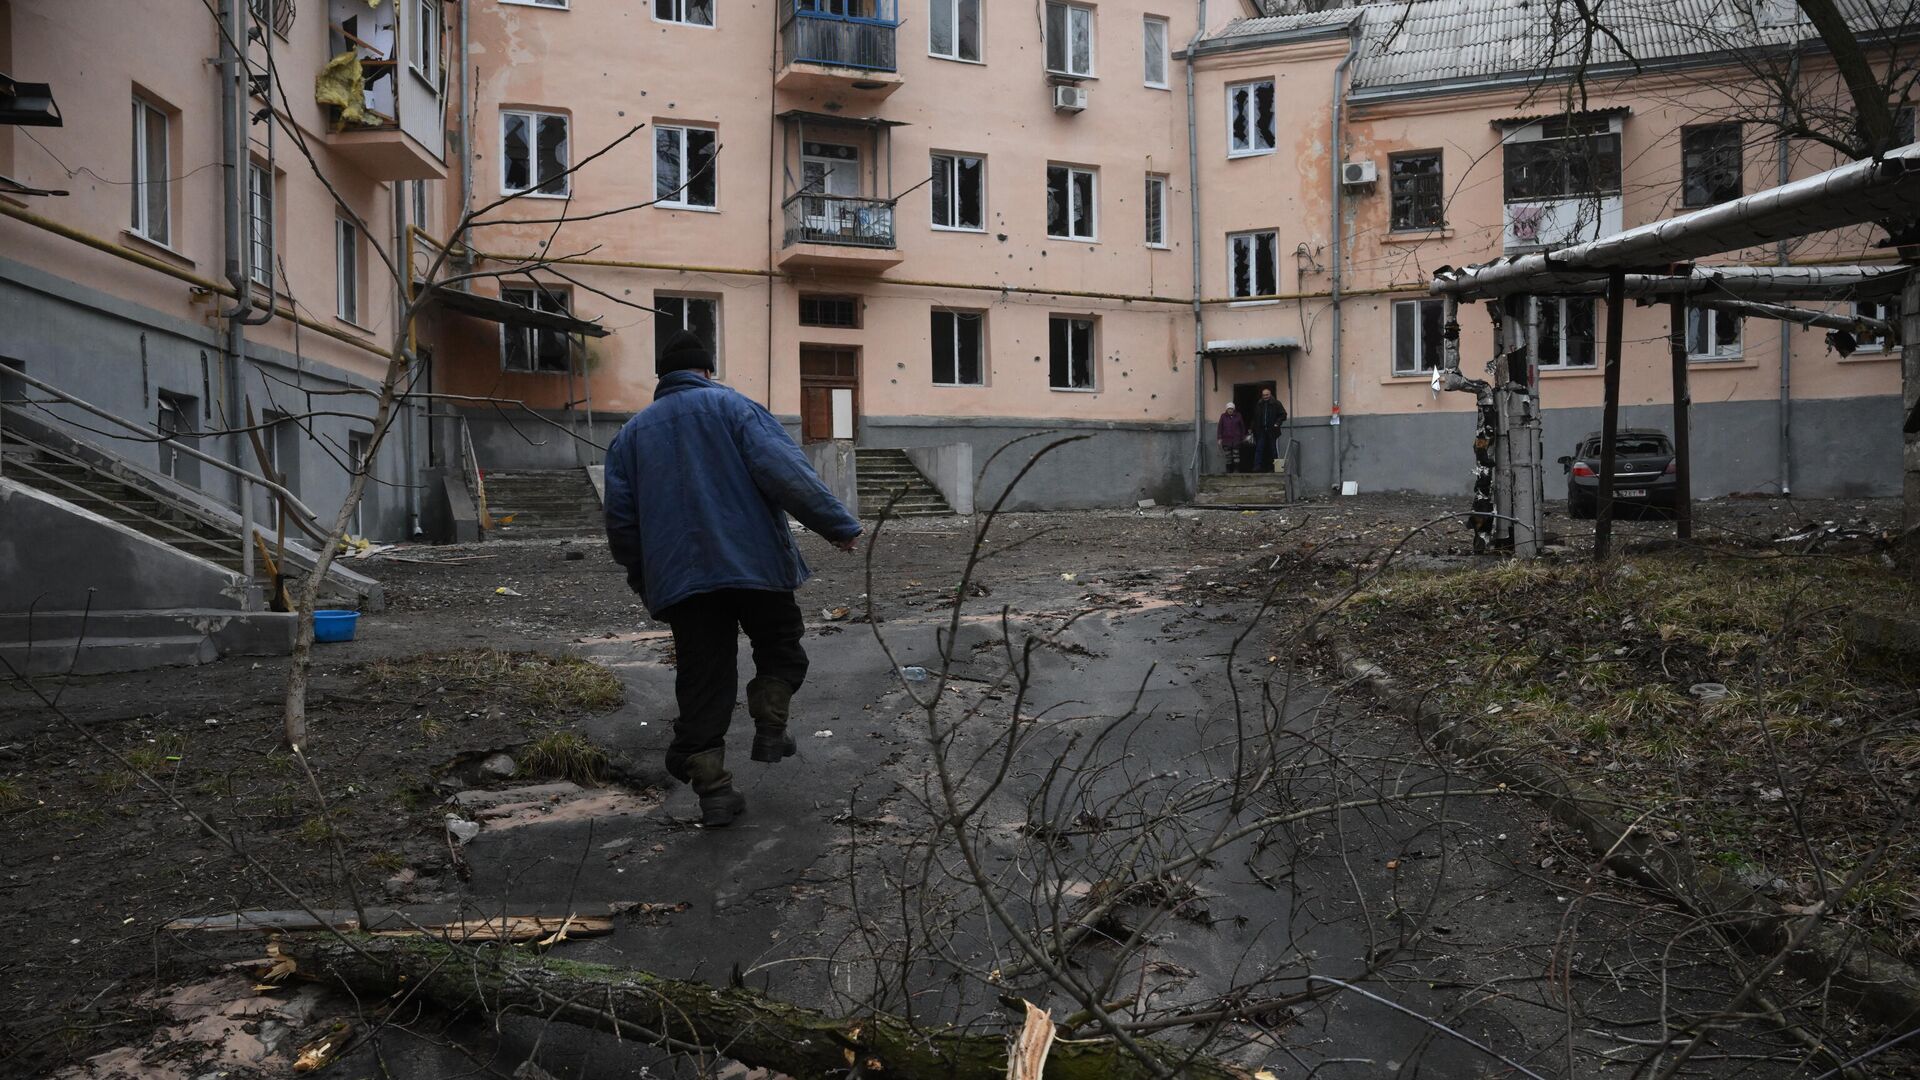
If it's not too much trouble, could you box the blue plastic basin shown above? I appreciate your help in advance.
[312,609,360,643]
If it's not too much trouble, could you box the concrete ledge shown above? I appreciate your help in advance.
[1308,623,1920,1035]
[0,608,296,675]
[805,440,860,518]
[903,444,975,515]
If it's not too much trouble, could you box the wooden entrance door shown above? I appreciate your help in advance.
[799,346,859,443]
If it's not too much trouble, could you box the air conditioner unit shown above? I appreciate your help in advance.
[1341,160,1377,187]
[1053,85,1088,113]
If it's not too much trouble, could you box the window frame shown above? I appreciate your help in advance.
[1388,150,1445,232]
[799,294,862,329]
[1046,163,1098,242]
[1044,1,1095,78]
[929,0,982,63]
[1850,299,1901,353]
[347,431,372,536]
[500,0,569,8]
[499,285,575,374]
[500,108,572,198]
[1144,173,1168,248]
[1501,116,1623,204]
[130,95,171,245]
[1680,122,1742,208]
[930,151,986,232]
[335,217,360,324]
[1048,314,1098,391]
[1685,306,1743,361]
[410,0,440,84]
[930,308,987,387]
[1226,79,1277,158]
[247,161,275,289]
[654,0,716,28]
[655,124,719,210]
[1227,229,1278,300]
[1391,298,1446,376]
[1535,296,1598,370]
[1142,16,1170,89]
[655,293,722,375]
[411,180,430,231]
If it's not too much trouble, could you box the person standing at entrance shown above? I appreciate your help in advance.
[603,330,862,827]
[1251,387,1288,473]
[1216,402,1248,473]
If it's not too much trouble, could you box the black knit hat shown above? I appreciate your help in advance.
[655,329,714,376]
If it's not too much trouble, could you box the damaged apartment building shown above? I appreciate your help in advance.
[1,0,1912,664]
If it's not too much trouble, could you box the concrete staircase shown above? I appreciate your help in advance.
[1194,472,1292,507]
[480,468,604,536]
[855,448,953,518]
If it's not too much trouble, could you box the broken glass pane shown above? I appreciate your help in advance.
[932,310,956,383]
[956,312,982,384]
[1231,87,1250,151]
[687,297,718,351]
[1049,315,1070,387]
[656,128,681,201]
[1069,319,1093,387]
[1232,237,1251,297]
[686,0,714,26]
[1394,301,1417,373]
[932,156,952,227]
[956,156,982,228]
[504,113,531,192]
[1071,169,1093,238]
[1047,166,1069,236]
[687,129,717,207]
[536,115,569,195]
[957,0,980,61]
[1419,299,1445,370]
[1254,232,1275,295]
[1564,298,1596,366]
[1255,82,1275,150]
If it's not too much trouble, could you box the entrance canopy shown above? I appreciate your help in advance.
[416,285,610,337]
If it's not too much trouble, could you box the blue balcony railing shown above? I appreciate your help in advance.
[781,0,898,73]
[783,194,896,249]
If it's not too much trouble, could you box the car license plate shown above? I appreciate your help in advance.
[1616,488,1647,498]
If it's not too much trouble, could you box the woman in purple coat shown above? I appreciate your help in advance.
[1216,402,1249,473]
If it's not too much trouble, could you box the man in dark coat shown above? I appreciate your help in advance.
[604,330,862,826]
[1251,387,1287,473]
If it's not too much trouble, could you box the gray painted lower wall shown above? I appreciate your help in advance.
[0,479,247,612]
[1,257,425,541]
[863,416,1191,511]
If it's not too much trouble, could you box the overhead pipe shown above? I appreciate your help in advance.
[1327,18,1361,491]
[1185,0,1208,495]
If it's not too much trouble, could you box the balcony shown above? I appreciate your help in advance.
[317,0,448,180]
[780,195,903,272]
[777,0,903,99]
[1502,194,1623,252]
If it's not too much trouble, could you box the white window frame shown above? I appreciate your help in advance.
[1686,307,1743,361]
[501,0,569,8]
[500,285,574,374]
[655,124,719,210]
[1048,314,1097,391]
[931,152,985,232]
[1392,298,1446,376]
[410,0,439,84]
[335,218,360,324]
[411,180,430,231]
[1535,296,1598,370]
[1227,229,1278,300]
[1046,163,1098,242]
[1143,16,1170,89]
[931,308,986,387]
[1044,1,1095,78]
[656,293,722,374]
[1227,79,1277,157]
[247,162,274,289]
[929,0,982,62]
[131,96,171,245]
[1144,173,1168,248]
[1850,300,1901,353]
[654,0,715,28]
[500,109,571,197]
[347,432,371,536]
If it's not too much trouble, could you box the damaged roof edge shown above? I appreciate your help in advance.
[1182,17,1358,60]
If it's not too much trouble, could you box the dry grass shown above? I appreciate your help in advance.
[517,730,610,787]
[365,649,624,714]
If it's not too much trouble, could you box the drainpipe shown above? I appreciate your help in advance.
[1776,45,1800,495]
[1328,18,1360,492]
[396,185,422,537]
[458,0,473,262]
[217,0,264,596]
[1185,0,1208,495]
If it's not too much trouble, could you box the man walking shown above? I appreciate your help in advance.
[604,330,861,827]
[1251,387,1287,474]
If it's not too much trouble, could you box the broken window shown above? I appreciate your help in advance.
[1143,17,1169,88]
[1389,151,1444,231]
[336,218,359,323]
[1392,298,1446,375]
[1044,1,1094,77]
[248,162,275,289]
[411,0,439,82]
[1228,80,1276,156]
[656,0,715,27]
[931,309,985,386]
[131,96,171,245]
[1681,123,1742,207]
[1502,116,1622,202]
[1537,297,1597,369]
[656,294,720,372]
[1228,230,1277,299]
[1685,307,1742,360]
[1046,164,1096,240]
[502,109,570,196]
[800,294,861,328]
[656,125,718,209]
[930,152,984,230]
[1144,174,1168,246]
[501,285,574,374]
[1048,314,1096,390]
[1850,299,1902,352]
[930,0,981,62]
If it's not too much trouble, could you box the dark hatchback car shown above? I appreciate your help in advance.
[1560,428,1677,518]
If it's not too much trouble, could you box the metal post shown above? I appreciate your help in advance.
[1595,272,1627,559]
[1514,295,1543,558]
[1669,297,1694,540]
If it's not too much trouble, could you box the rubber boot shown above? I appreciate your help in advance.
[746,676,798,764]
[683,748,745,827]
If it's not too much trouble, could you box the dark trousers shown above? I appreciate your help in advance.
[659,588,809,764]
[1253,432,1279,473]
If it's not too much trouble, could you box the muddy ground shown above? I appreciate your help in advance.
[0,492,1907,1079]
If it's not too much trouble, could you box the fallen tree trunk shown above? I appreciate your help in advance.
[280,934,1266,1080]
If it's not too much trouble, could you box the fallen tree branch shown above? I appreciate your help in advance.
[280,934,1270,1080]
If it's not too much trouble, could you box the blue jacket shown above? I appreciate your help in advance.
[603,371,861,615]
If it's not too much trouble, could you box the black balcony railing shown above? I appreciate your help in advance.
[781,1,898,73]
[783,194,896,249]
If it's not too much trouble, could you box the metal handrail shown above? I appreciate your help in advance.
[459,417,489,527]
[2,367,323,528]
